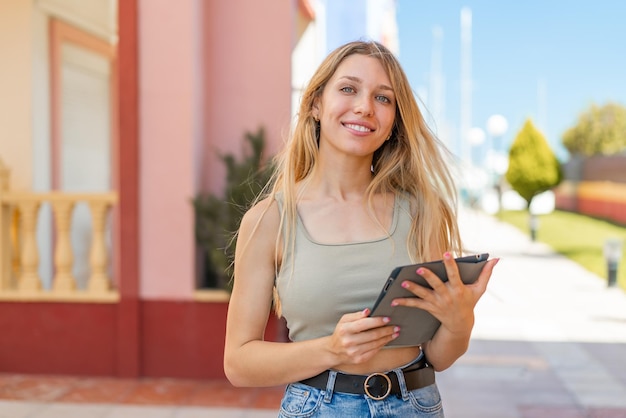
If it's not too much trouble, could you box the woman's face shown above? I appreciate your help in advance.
[314,54,396,161]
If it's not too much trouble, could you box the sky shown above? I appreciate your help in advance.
[394,0,626,161]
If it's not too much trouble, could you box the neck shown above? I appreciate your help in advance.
[307,161,373,201]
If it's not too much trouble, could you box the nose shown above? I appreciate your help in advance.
[354,95,374,116]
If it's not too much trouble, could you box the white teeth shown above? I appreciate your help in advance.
[345,123,372,132]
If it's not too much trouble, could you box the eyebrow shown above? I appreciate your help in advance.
[338,75,394,92]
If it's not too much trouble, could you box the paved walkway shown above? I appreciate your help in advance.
[437,208,626,417]
[1,207,626,417]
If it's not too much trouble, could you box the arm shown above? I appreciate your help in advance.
[393,253,499,371]
[223,198,398,387]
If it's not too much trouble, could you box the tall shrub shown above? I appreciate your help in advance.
[505,119,562,208]
[192,127,273,289]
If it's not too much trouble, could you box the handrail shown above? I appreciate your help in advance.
[0,190,119,303]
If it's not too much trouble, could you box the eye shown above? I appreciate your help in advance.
[340,86,355,94]
[376,95,391,104]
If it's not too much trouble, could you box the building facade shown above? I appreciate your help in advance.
[0,0,302,379]
[0,0,399,379]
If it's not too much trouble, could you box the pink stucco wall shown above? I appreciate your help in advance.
[202,1,294,193]
[139,0,294,299]
[139,0,203,299]
[0,0,34,191]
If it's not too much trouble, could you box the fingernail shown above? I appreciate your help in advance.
[362,308,370,315]
[394,326,401,333]
[383,316,390,323]
[391,300,398,307]
[416,268,424,275]
[444,252,451,259]
[401,281,409,288]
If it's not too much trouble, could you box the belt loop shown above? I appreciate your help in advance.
[393,368,410,401]
[323,370,337,403]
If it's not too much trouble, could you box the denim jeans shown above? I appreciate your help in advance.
[278,371,444,417]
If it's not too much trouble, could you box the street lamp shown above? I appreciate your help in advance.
[486,114,508,211]
[486,114,509,173]
[486,114,508,139]
[465,127,487,208]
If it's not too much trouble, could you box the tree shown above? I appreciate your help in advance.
[192,127,273,289]
[562,102,626,156]
[506,119,562,208]
[506,120,562,241]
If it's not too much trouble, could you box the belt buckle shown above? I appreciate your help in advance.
[363,372,392,400]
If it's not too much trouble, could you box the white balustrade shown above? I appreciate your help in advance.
[0,188,119,302]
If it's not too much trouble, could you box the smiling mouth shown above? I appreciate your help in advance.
[343,123,373,133]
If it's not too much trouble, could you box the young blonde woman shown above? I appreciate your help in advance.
[224,40,498,417]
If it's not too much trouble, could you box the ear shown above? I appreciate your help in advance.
[312,98,321,121]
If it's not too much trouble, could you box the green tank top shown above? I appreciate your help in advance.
[276,194,415,342]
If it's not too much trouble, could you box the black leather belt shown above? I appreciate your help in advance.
[299,357,434,400]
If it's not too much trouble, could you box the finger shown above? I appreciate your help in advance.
[413,266,447,292]
[348,328,400,364]
[339,308,372,324]
[442,252,464,287]
[339,323,398,354]
[357,325,400,349]
[366,326,401,349]
[391,292,431,310]
[342,312,394,334]
[471,258,500,293]
[335,310,376,335]
[391,281,433,310]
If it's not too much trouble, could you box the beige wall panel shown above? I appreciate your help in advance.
[0,0,34,191]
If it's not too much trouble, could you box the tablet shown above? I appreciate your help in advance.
[369,253,489,347]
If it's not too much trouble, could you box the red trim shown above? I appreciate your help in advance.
[117,0,141,377]
[116,299,141,377]
[0,301,286,379]
[141,301,286,379]
[0,303,116,376]
[142,301,228,379]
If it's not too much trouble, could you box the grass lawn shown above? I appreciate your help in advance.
[496,210,626,290]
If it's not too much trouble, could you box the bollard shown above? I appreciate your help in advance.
[603,238,623,288]
[529,214,539,242]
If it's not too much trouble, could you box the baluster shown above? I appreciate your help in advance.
[17,200,41,291]
[52,200,76,292]
[10,208,21,286]
[88,200,111,293]
[0,205,13,290]
[0,158,10,290]
[0,157,9,191]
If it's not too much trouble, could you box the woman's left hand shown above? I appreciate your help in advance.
[391,253,499,336]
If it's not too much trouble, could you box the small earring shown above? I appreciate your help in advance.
[314,118,321,143]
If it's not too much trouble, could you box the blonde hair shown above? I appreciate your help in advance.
[247,41,462,311]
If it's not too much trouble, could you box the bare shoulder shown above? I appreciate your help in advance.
[239,196,281,238]
[241,197,280,227]
[234,196,282,285]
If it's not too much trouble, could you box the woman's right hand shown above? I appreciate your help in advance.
[327,308,399,366]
